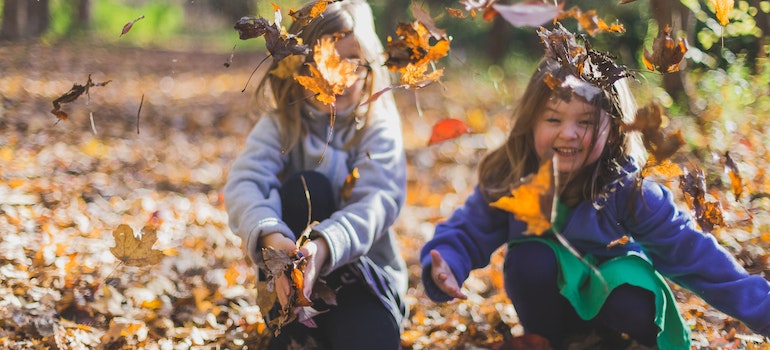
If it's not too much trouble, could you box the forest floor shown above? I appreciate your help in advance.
[1,41,770,349]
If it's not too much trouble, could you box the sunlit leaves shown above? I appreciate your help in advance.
[289,0,332,26]
[294,37,360,106]
[109,224,164,267]
[712,0,735,26]
[642,25,688,73]
[490,159,555,235]
[725,151,744,200]
[51,75,111,121]
[428,118,470,145]
[557,7,626,36]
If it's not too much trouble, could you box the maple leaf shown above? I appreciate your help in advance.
[51,74,111,121]
[493,1,564,28]
[120,15,145,36]
[490,158,555,235]
[725,151,743,200]
[385,21,450,71]
[295,36,360,106]
[109,224,164,267]
[642,25,688,74]
[557,7,626,36]
[428,118,470,145]
[712,0,734,26]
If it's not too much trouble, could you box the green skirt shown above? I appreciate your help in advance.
[509,237,690,349]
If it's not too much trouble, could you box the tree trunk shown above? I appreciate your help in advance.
[76,0,92,31]
[26,0,49,37]
[749,0,769,59]
[1,0,23,40]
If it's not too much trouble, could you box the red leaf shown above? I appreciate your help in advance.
[428,118,470,145]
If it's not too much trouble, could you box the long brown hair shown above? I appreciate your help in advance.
[251,0,394,152]
[477,59,645,206]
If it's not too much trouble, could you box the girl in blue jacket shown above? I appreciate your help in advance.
[225,1,406,349]
[421,26,770,349]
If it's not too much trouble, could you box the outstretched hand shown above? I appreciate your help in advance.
[298,237,329,301]
[429,249,467,300]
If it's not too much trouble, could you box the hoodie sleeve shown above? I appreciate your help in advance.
[419,187,512,302]
[224,117,293,267]
[310,110,407,275]
[623,180,770,336]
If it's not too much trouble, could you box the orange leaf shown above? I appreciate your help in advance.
[428,118,470,145]
[295,37,359,106]
[606,235,630,249]
[725,151,743,200]
[291,267,313,307]
[490,159,554,235]
[712,0,734,26]
[340,167,360,201]
[289,0,330,26]
[385,21,450,71]
[109,224,164,267]
[557,7,625,36]
[623,102,684,162]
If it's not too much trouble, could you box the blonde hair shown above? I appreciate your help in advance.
[478,59,646,205]
[252,0,393,152]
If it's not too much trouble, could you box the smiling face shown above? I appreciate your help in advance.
[533,97,610,173]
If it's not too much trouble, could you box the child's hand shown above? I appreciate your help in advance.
[430,249,468,300]
[298,237,329,301]
[258,232,297,308]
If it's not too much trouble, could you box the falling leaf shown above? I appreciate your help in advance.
[289,0,332,26]
[234,16,310,62]
[622,102,684,162]
[109,224,164,267]
[490,159,555,235]
[446,7,467,18]
[384,21,450,71]
[557,7,625,36]
[725,152,743,200]
[340,167,360,201]
[642,25,688,73]
[428,118,470,145]
[641,157,684,179]
[679,167,725,233]
[269,54,305,79]
[606,235,630,249]
[492,1,563,28]
[712,0,734,26]
[411,4,448,40]
[51,75,111,121]
[460,0,500,20]
[295,37,360,106]
[120,15,145,36]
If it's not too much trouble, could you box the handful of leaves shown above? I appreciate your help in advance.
[260,225,337,335]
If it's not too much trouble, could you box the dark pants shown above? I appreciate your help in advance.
[504,241,659,349]
[267,171,401,350]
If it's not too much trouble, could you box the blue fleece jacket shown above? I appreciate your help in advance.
[420,165,770,336]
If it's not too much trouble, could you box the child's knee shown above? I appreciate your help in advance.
[504,241,559,286]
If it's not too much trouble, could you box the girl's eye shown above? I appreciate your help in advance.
[543,116,560,123]
[579,119,595,126]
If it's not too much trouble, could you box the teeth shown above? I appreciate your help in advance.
[554,147,580,155]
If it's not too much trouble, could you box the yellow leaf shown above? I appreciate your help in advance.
[109,224,164,267]
[340,167,360,201]
[712,0,734,26]
[490,159,554,235]
[295,37,359,106]
[270,55,305,79]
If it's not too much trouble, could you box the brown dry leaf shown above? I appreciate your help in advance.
[120,15,145,36]
[295,37,359,106]
[679,167,725,233]
[289,0,331,26]
[725,152,744,200]
[412,4,447,40]
[446,7,467,18]
[384,21,450,72]
[51,74,111,121]
[606,235,630,249]
[340,167,360,201]
[642,25,688,73]
[712,0,734,26]
[623,102,684,162]
[109,224,164,267]
[234,16,309,62]
[490,159,554,235]
[557,7,626,36]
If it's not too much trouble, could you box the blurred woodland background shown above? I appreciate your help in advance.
[2,0,770,349]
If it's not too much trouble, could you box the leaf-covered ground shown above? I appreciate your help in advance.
[1,42,769,349]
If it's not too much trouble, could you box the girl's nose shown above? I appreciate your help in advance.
[558,121,580,139]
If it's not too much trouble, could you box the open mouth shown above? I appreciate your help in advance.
[553,147,581,156]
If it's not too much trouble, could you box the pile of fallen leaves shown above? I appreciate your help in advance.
[1,39,770,350]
